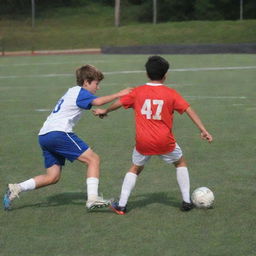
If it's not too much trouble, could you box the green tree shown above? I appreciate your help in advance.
[194,0,223,20]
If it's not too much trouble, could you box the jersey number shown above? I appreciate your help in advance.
[141,99,164,120]
[53,99,64,113]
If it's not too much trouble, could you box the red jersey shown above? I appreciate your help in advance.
[120,83,190,155]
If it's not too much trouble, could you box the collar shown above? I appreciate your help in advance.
[146,83,164,86]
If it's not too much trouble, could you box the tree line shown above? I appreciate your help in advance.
[1,0,255,21]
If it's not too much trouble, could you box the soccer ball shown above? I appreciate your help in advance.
[191,187,214,208]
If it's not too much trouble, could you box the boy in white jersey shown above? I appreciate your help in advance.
[3,64,131,211]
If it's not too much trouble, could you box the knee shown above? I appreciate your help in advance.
[88,152,100,166]
[47,174,61,184]
[82,152,100,166]
[130,165,144,175]
[174,156,187,168]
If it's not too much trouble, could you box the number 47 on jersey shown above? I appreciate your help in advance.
[141,99,164,120]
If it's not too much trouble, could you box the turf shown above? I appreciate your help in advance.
[0,54,255,256]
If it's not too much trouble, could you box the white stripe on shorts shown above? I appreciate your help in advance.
[66,133,82,151]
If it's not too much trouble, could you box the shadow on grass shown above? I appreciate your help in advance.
[128,191,180,212]
[13,191,180,212]
[13,192,86,210]
[47,191,86,206]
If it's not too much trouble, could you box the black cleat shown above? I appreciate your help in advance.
[180,201,194,211]
[109,201,127,215]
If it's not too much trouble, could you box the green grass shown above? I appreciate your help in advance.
[0,54,256,256]
[0,3,255,51]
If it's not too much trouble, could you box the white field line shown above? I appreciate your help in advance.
[171,66,256,72]
[0,60,107,67]
[0,66,256,79]
[35,109,51,112]
[185,96,247,99]
[0,74,72,79]
[106,66,256,75]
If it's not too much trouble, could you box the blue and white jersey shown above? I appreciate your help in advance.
[39,86,97,135]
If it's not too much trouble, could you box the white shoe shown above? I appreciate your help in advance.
[86,196,112,210]
[8,184,22,200]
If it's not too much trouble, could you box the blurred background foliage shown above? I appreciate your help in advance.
[1,0,255,21]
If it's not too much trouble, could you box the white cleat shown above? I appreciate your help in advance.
[8,184,22,200]
[86,196,113,210]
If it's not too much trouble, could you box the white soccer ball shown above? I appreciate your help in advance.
[191,187,214,208]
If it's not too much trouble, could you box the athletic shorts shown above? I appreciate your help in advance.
[132,143,183,166]
[38,131,89,168]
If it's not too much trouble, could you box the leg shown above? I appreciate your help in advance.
[33,164,62,188]
[174,156,191,203]
[17,164,62,192]
[129,164,144,175]
[161,144,191,204]
[110,164,143,215]
[77,148,112,209]
[174,157,194,211]
[3,164,62,210]
[118,164,144,207]
[110,148,149,215]
[77,148,100,201]
[77,148,100,179]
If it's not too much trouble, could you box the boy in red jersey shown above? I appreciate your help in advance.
[93,56,213,214]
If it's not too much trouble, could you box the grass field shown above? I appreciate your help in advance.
[0,53,255,256]
[1,19,255,52]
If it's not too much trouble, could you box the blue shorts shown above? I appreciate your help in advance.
[38,131,89,168]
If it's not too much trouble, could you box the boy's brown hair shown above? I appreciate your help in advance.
[76,65,104,86]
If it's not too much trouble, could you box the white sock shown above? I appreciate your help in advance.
[18,178,36,192]
[86,177,99,201]
[118,172,137,207]
[176,167,191,203]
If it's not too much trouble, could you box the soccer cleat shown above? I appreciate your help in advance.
[180,201,194,212]
[109,201,127,215]
[86,196,112,210]
[3,184,21,210]
[3,190,11,210]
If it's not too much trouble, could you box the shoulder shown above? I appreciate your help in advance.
[68,85,80,92]
[78,87,96,98]
[77,87,97,101]
[134,84,152,92]
[162,85,182,95]
[63,86,81,97]
[162,85,175,91]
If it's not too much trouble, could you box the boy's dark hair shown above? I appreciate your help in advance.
[145,56,170,80]
[76,65,104,86]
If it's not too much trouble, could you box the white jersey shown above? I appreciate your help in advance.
[39,86,97,135]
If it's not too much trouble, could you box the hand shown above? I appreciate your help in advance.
[117,87,133,97]
[200,131,213,143]
[92,109,108,119]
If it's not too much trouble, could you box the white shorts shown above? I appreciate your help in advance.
[132,143,183,166]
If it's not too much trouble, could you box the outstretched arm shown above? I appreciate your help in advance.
[185,106,213,143]
[91,88,132,106]
[92,99,123,118]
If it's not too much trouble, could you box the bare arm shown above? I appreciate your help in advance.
[91,88,132,106]
[185,106,213,143]
[105,99,123,113]
[92,99,122,118]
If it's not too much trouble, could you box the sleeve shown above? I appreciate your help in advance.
[172,90,190,114]
[76,88,98,110]
[119,89,136,109]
